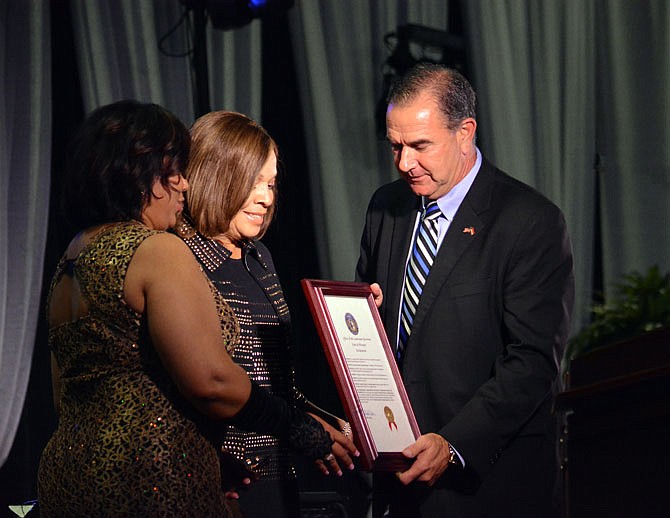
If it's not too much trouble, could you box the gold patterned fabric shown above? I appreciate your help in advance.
[38,221,238,517]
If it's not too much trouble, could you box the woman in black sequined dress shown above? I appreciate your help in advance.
[176,111,358,518]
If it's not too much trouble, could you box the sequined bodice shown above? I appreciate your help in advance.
[182,231,298,480]
[38,221,237,517]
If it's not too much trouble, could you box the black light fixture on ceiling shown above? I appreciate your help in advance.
[177,0,295,117]
[181,0,295,30]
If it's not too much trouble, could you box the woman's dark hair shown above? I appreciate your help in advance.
[63,99,190,230]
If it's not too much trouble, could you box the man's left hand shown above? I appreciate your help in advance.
[395,433,453,486]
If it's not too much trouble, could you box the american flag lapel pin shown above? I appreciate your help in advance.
[463,226,475,236]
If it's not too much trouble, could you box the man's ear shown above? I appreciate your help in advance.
[458,118,477,150]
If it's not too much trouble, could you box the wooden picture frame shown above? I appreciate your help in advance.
[301,279,421,471]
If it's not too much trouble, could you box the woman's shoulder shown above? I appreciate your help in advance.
[123,225,208,312]
[60,221,158,264]
[134,228,196,264]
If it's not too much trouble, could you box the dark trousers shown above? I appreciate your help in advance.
[373,434,561,518]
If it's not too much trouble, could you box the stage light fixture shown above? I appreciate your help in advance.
[181,0,295,30]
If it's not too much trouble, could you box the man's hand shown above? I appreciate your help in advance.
[395,433,454,486]
[370,282,383,308]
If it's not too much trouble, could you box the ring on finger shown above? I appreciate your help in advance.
[341,422,352,437]
[324,453,335,462]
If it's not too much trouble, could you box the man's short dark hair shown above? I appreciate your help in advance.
[387,62,476,130]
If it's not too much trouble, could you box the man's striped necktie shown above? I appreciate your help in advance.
[398,201,441,361]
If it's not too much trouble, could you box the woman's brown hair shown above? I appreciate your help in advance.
[185,111,278,240]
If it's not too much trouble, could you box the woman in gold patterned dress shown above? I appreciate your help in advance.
[37,101,336,517]
[176,111,359,518]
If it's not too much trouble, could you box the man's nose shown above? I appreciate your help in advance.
[398,147,415,172]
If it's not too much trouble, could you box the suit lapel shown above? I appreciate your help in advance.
[406,161,495,345]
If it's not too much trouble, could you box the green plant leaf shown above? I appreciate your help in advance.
[567,265,670,359]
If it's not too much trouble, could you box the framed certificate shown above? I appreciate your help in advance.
[301,279,421,471]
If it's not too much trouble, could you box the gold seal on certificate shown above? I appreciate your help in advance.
[301,279,421,471]
[384,406,398,430]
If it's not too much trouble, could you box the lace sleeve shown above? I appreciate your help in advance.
[233,381,333,460]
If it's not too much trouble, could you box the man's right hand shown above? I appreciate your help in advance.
[370,282,383,308]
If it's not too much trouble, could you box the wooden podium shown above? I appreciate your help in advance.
[555,328,670,518]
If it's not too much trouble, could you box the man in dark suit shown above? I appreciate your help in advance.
[356,63,574,517]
